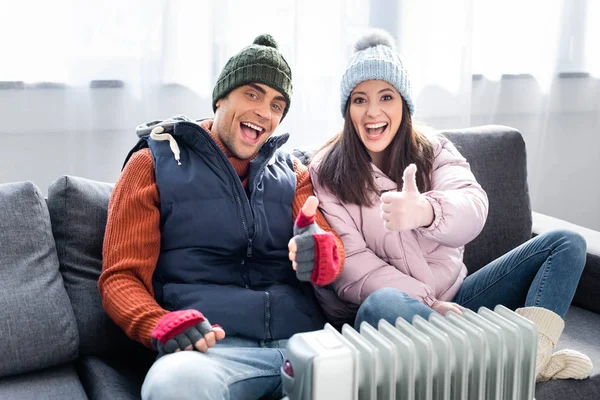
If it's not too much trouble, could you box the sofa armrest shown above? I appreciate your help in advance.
[532,211,600,314]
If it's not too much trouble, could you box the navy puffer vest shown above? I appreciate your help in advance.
[126,121,325,340]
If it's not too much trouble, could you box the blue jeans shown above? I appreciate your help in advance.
[141,337,288,400]
[355,230,586,329]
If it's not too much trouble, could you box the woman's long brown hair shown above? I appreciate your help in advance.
[315,98,435,206]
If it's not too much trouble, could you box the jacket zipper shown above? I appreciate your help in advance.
[190,123,280,339]
[198,127,254,250]
[250,160,275,340]
[192,126,254,289]
[264,291,272,340]
[248,162,270,256]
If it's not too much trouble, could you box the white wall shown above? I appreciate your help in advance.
[0,84,212,194]
[424,76,600,231]
[1,76,599,231]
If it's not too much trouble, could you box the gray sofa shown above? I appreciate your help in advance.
[0,125,598,399]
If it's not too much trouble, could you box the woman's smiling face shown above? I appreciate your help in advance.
[349,79,403,164]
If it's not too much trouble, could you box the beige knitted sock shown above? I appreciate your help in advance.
[516,307,564,378]
[538,349,593,382]
[516,307,593,382]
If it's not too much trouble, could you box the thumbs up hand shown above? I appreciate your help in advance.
[288,196,340,286]
[380,164,434,231]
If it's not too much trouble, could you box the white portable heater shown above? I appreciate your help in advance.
[281,304,537,400]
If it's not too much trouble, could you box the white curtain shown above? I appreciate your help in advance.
[1,0,599,229]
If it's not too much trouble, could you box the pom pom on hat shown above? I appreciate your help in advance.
[253,34,279,49]
[354,29,396,52]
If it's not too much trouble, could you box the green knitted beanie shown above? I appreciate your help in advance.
[212,34,293,119]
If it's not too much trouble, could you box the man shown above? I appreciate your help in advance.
[99,34,344,400]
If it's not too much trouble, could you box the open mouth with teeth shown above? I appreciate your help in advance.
[364,122,388,140]
[240,121,266,145]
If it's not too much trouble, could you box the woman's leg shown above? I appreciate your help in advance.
[451,229,591,381]
[354,287,434,330]
[452,229,586,317]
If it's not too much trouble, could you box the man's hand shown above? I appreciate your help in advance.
[151,310,226,356]
[380,163,434,231]
[431,300,464,316]
[288,196,339,285]
[289,196,319,273]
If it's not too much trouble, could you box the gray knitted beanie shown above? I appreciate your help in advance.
[339,29,414,116]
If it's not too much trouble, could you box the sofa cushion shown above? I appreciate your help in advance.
[575,252,600,314]
[0,364,87,400]
[0,182,78,378]
[76,347,155,400]
[441,126,532,273]
[47,175,134,356]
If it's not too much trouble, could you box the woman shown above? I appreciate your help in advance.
[309,30,592,382]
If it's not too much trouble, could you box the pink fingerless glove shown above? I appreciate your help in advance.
[293,211,340,286]
[151,310,219,356]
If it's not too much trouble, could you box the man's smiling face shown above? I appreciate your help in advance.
[213,83,287,159]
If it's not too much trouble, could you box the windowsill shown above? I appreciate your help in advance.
[0,73,595,90]
[0,80,125,90]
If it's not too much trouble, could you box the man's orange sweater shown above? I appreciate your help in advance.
[99,121,344,348]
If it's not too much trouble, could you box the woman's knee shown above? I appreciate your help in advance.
[362,287,411,309]
[546,229,587,264]
[142,352,227,400]
[562,230,586,254]
[356,288,428,327]
[542,229,586,252]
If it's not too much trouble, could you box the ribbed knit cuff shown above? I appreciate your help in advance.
[516,307,564,344]
[295,212,315,230]
[151,310,206,344]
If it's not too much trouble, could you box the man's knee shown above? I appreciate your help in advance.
[142,352,227,400]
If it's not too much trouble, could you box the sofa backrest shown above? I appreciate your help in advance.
[0,181,79,377]
[47,175,142,356]
[440,125,532,273]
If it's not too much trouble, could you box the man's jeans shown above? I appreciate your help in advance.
[141,337,288,400]
[355,230,587,329]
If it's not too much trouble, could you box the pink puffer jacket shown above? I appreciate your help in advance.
[309,134,489,324]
